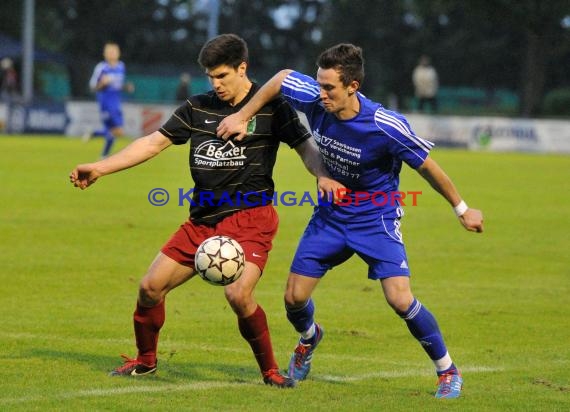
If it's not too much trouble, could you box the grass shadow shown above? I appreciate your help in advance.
[25,348,264,385]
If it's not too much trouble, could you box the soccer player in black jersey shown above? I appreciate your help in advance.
[70,34,342,387]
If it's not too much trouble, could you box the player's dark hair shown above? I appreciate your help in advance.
[317,43,364,88]
[198,34,248,70]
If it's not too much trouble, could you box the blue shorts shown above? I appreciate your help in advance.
[101,106,124,129]
[290,210,410,279]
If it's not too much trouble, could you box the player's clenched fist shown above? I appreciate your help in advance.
[459,208,484,233]
[69,164,101,190]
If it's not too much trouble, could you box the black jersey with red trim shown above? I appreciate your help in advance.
[159,83,310,225]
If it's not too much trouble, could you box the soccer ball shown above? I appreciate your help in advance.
[195,235,245,286]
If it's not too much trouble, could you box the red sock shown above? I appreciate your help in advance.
[133,300,165,366]
[238,305,278,374]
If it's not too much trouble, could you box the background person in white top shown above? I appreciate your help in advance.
[412,55,439,113]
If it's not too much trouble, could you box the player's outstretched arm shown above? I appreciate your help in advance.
[69,131,172,190]
[416,157,484,233]
[217,69,293,141]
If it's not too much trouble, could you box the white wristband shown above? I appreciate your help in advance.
[453,200,469,217]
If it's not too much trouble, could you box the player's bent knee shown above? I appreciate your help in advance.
[138,280,163,306]
[283,290,306,308]
[386,295,414,314]
[224,283,251,310]
[284,283,313,307]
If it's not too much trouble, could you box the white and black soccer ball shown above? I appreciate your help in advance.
[195,235,245,286]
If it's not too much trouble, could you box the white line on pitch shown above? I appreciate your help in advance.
[317,365,504,383]
[0,381,255,405]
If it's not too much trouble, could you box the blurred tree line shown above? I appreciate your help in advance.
[1,0,568,116]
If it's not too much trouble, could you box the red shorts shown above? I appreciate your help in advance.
[161,205,279,271]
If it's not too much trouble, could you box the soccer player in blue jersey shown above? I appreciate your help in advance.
[86,42,133,158]
[217,43,484,399]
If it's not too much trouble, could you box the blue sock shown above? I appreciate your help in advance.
[400,298,448,361]
[93,129,106,137]
[101,130,115,157]
[286,298,315,335]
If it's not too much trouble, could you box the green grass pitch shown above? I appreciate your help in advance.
[0,135,569,411]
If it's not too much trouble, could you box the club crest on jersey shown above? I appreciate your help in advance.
[246,116,257,135]
[194,139,246,167]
